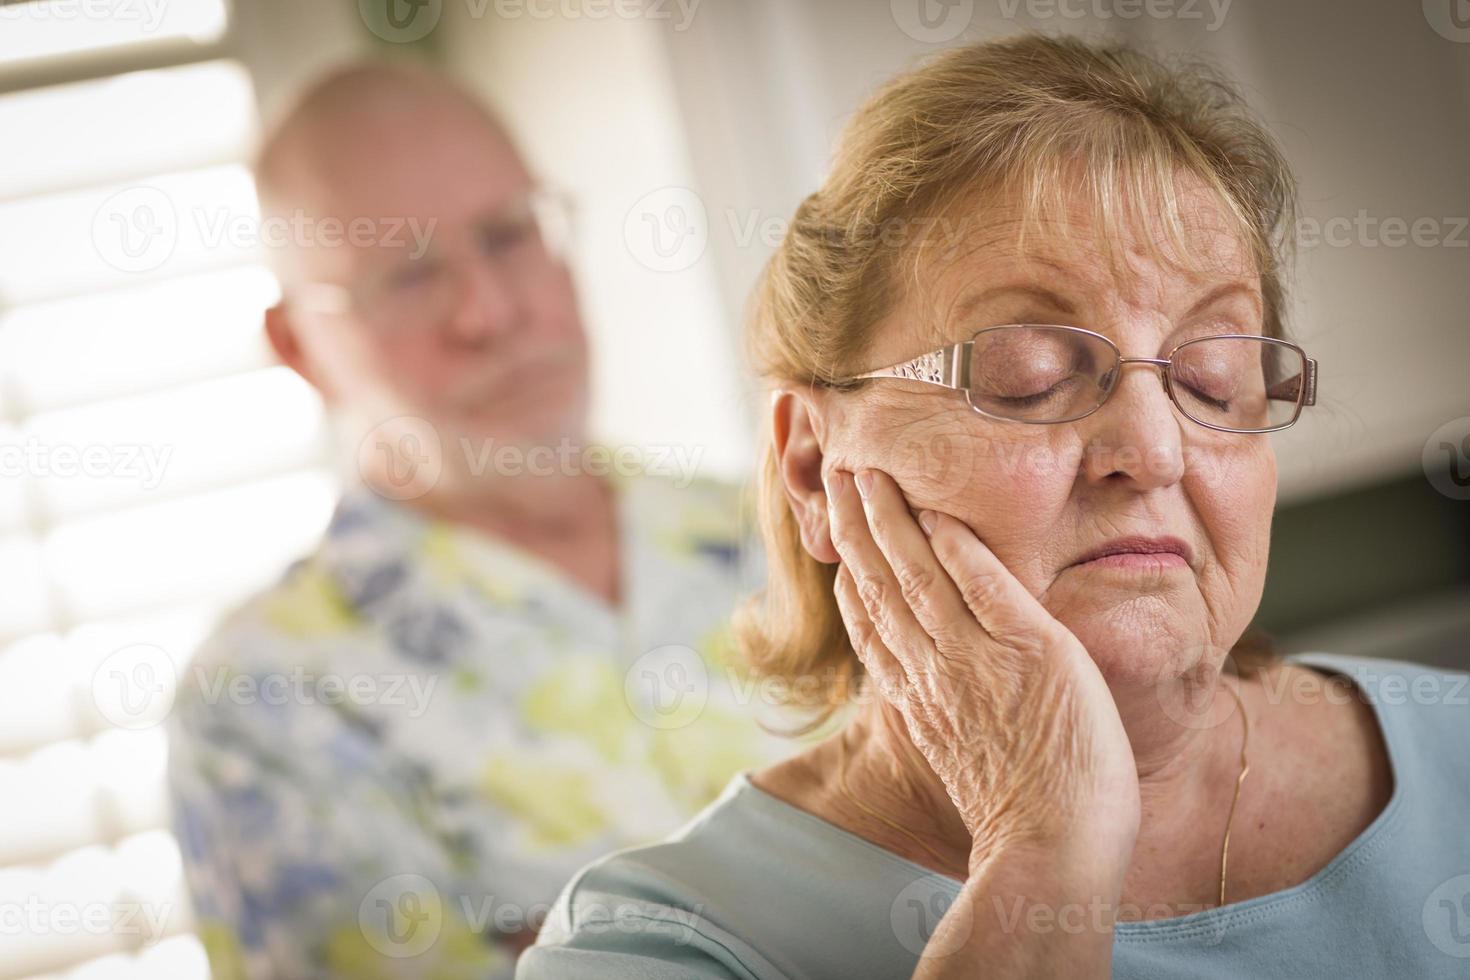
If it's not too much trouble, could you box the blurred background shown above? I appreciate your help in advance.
[0,0,1465,976]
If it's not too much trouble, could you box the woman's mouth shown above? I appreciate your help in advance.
[1069,535,1194,571]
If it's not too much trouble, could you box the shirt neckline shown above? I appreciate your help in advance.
[327,469,641,620]
[731,651,1406,939]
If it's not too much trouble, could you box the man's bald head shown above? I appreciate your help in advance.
[254,61,527,243]
[255,59,588,485]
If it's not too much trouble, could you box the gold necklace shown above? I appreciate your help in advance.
[834,680,1253,908]
[835,731,951,868]
[1219,679,1251,907]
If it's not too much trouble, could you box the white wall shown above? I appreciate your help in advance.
[437,3,756,481]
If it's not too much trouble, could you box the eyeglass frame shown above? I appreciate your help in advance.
[847,323,1319,434]
[285,185,575,324]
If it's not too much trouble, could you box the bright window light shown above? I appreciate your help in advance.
[0,265,279,417]
[0,742,102,867]
[0,634,73,755]
[0,163,260,307]
[56,933,209,980]
[24,366,327,521]
[0,60,255,201]
[0,536,52,639]
[43,470,339,623]
[0,0,229,70]
[0,425,33,532]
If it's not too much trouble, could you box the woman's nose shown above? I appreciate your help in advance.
[1076,363,1186,488]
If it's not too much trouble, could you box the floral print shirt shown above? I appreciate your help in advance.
[166,473,791,979]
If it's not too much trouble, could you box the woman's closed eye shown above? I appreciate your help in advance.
[1175,378,1232,412]
[990,374,1079,407]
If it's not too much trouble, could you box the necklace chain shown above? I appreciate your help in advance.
[1219,679,1251,907]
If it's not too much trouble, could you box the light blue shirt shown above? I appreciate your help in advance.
[518,653,1470,979]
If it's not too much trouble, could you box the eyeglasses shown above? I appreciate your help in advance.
[849,324,1318,434]
[289,187,573,333]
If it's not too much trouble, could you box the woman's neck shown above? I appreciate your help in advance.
[802,675,1249,890]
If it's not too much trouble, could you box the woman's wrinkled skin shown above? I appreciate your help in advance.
[755,180,1391,972]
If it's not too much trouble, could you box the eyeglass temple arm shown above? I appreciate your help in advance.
[288,281,353,315]
[1266,357,1318,407]
[851,342,973,390]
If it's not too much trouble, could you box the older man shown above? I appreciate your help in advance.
[166,62,782,980]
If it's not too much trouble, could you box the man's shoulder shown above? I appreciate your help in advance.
[626,471,761,567]
[181,549,375,707]
[630,470,752,517]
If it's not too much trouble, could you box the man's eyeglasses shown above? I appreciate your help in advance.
[847,324,1318,434]
[289,187,573,333]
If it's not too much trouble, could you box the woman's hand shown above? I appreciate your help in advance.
[827,467,1140,871]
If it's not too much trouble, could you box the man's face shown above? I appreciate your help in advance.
[274,98,589,458]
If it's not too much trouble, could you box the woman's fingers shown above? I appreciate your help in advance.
[923,510,1061,652]
[825,469,933,670]
[833,564,907,701]
[852,469,977,652]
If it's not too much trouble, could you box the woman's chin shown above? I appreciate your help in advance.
[1063,615,1207,690]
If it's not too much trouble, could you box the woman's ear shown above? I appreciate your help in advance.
[772,387,839,564]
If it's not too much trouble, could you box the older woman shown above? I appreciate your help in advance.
[517,33,1470,979]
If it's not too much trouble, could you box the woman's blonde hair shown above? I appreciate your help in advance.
[736,33,1296,728]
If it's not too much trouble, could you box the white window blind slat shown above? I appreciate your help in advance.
[0,0,229,71]
[0,59,253,201]
[0,265,279,417]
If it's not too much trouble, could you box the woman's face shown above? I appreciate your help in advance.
[798,186,1277,690]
